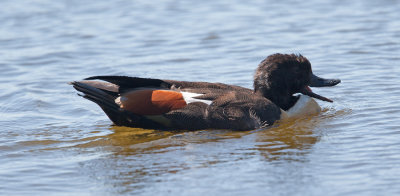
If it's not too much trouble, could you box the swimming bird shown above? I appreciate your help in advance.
[71,53,340,130]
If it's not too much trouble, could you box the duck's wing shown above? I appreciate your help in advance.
[164,91,282,131]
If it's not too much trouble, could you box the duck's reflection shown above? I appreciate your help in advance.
[254,116,322,162]
[106,126,178,154]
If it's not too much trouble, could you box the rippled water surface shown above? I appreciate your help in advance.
[1,0,399,195]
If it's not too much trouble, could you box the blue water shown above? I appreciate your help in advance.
[0,0,399,195]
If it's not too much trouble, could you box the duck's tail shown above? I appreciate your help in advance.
[71,80,167,129]
[70,81,129,125]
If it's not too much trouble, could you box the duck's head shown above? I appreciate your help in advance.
[254,53,341,110]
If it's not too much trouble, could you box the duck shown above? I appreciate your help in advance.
[70,53,340,131]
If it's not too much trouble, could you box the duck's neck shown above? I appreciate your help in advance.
[255,88,299,111]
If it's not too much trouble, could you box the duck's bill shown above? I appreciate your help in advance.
[300,86,333,102]
[309,74,341,87]
[300,74,341,102]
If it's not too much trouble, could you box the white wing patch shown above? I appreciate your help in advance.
[181,92,212,105]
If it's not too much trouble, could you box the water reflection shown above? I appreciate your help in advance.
[255,108,351,162]
[107,126,249,155]
[77,110,350,194]
[107,126,179,154]
[255,117,320,162]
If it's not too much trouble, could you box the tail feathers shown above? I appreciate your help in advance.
[84,76,170,91]
[71,81,118,111]
[71,81,124,124]
[71,81,165,129]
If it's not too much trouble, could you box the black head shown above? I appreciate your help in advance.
[254,53,340,110]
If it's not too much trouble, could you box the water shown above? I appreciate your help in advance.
[0,0,399,195]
